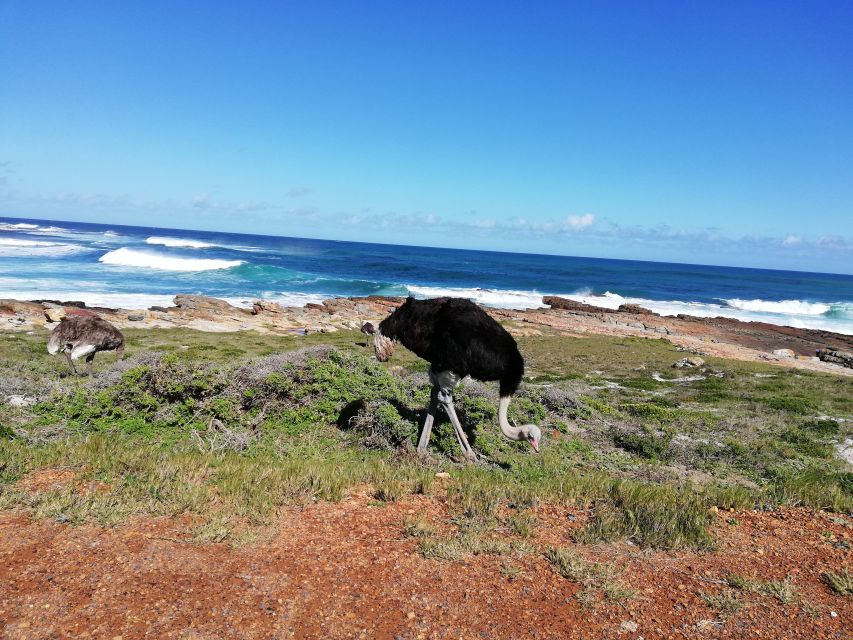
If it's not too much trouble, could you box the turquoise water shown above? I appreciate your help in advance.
[2,216,853,334]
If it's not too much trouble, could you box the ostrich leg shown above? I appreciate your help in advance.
[63,351,78,376]
[442,395,477,463]
[85,352,96,376]
[417,385,440,454]
[432,369,476,462]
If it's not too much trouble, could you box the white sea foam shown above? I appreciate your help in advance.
[144,235,261,252]
[0,290,176,309]
[29,225,67,233]
[723,298,832,316]
[0,223,39,230]
[0,238,62,247]
[405,285,554,309]
[404,285,853,335]
[98,247,244,271]
[222,292,330,309]
[145,236,215,249]
[564,292,853,335]
[0,238,90,257]
[0,222,68,234]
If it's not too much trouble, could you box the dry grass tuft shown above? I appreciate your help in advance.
[821,569,853,596]
[545,546,634,604]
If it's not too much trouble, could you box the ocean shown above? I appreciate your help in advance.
[2,216,853,335]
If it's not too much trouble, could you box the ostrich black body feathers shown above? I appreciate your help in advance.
[378,297,524,396]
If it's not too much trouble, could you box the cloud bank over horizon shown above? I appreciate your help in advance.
[1,180,850,274]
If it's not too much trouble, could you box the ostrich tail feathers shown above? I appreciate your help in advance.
[373,331,396,362]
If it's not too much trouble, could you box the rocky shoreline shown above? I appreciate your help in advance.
[2,293,852,376]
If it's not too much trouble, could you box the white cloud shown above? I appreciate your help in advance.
[564,213,595,231]
[782,234,802,246]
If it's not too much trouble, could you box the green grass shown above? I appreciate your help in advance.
[1,328,852,553]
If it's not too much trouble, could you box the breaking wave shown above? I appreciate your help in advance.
[0,289,177,309]
[405,285,555,308]
[0,238,90,257]
[145,236,215,249]
[98,247,244,271]
[0,222,67,233]
[222,292,330,309]
[565,292,853,335]
[145,236,260,252]
[402,286,853,334]
[723,298,832,316]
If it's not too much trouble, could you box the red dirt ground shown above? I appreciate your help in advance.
[1,485,851,639]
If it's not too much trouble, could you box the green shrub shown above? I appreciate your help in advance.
[780,427,832,459]
[612,427,674,461]
[762,396,818,415]
[802,419,840,436]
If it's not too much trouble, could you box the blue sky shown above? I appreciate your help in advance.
[1,1,852,273]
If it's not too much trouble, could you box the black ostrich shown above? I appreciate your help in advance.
[365,297,541,461]
[47,315,125,376]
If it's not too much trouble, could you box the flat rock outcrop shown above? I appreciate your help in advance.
[542,296,614,314]
[817,349,853,369]
[617,303,655,315]
[173,295,249,316]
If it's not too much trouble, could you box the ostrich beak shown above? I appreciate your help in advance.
[530,439,540,453]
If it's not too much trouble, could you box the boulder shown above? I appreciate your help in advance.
[252,299,284,315]
[173,295,247,318]
[772,348,797,359]
[618,303,656,315]
[7,395,35,407]
[66,308,98,317]
[542,296,613,313]
[35,299,86,308]
[817,349,853,369]
[44,307,66,323]
[127,313,146,321]
[674,357,705,368]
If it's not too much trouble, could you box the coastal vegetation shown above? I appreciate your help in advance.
[1,326,851,554]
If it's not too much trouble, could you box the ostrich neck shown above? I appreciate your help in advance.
[498,396,524,441]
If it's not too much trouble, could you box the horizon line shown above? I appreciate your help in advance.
[2,212,852,279]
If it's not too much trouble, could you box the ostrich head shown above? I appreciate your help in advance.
[519,424,542,453]
[499,397,541,453]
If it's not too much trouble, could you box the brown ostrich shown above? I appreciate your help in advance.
[47,315,125,376]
